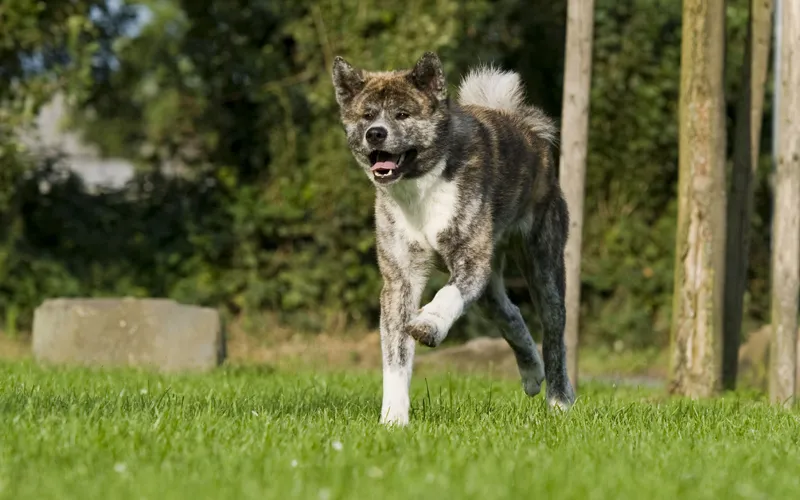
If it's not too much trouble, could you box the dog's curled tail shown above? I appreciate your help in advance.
[456,65,558,146]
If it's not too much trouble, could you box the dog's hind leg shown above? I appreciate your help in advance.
[481,253,546,397]
[515,194,576,410]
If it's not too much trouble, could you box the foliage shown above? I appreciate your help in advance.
[0,0,775,346]
[0,0,136,333]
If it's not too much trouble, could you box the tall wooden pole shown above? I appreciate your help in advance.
[769,0,799,406]
[669,0,727,397]
[559,0,595,390]
[722,0,774,390]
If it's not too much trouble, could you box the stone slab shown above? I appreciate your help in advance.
[32,298,224,372]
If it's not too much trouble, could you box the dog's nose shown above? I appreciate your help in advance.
[365,126,388,145]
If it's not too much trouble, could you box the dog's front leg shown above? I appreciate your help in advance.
[407,231,493,348]
[378,276,425,426]
[375,210,431,426]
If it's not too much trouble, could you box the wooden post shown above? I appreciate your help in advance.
[559,0,595,391]
[669,0,727,397]
[722,0,774,390]
[769,0,799,406]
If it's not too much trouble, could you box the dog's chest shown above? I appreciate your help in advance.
[386,175,460,251]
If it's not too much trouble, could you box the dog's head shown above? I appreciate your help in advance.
[332,52,449,186]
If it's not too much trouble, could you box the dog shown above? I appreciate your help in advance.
[332,52,575,426]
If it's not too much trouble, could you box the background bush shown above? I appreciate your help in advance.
[0,0,773,347]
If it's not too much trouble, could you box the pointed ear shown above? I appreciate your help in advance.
[411,52,446,100]
[332,56,365,108]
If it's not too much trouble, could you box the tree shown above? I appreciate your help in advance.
[0,0,130,332]
[559,0,595,389]
[669,0,727,397]
[723,0,774,390]
[769,0,799,406]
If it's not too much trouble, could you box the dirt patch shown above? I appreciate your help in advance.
[0,334,31,361]
[737,324,770,391]
[224,321,384,371]
[0,319,775,390]
[415,337,520,379]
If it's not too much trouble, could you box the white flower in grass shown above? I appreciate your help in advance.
[251,410,259,417]
[290,459,298,468]
[114,462,127,474]
[331,440,343,451]
[318,488,331,500]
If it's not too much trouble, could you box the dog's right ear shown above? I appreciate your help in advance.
[332,56,365,108]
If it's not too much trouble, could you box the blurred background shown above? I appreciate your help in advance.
[0,0,775,377]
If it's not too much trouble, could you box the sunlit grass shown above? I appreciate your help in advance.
[1,361,798,499]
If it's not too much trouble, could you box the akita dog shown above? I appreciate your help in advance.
[332,52,575,426]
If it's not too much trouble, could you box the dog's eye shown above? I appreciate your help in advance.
[362,111,376,121]
[396,111,410,120]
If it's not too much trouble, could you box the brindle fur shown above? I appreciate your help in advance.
[332,52,575,426]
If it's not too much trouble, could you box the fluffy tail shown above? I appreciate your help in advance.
[456,65,558,145]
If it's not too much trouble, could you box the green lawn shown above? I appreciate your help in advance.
[1,361,798,500]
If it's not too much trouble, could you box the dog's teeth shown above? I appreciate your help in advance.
[398,153,405,166]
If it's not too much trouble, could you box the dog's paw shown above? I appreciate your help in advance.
[406,316,441,347]
[380,407,409,427]
[546,385,576,413]
[520,363,545,397]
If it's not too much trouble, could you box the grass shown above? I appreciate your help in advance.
[1,361,799,500]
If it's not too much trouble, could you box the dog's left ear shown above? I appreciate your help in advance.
[411,52,446,101]
[332,56,365,108]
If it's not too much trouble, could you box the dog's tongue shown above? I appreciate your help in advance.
[371,160,398,172]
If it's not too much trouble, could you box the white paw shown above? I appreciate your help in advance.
[381,369,411,426]
[406,285,463,347]
[406,314,443,347]
[380,405,409,427]
[546,391,575,413]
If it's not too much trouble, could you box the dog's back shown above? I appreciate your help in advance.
[442,66,562,239]
[457,65,558,145]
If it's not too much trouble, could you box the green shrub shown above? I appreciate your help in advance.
[1,0,772,347]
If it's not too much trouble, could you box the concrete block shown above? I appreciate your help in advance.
[32,298,224,372]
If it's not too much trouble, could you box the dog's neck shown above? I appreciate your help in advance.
[383,158,449,206]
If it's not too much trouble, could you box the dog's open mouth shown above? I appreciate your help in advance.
[368,149,417,183]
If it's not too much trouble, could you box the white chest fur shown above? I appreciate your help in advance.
[385,163,460,251]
